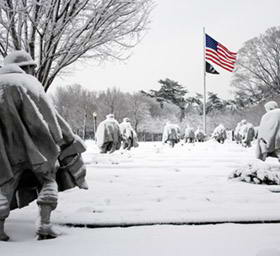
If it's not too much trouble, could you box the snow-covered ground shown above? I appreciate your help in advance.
[3,140,280,255]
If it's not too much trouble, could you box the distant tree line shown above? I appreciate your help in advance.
[52,80,269,140]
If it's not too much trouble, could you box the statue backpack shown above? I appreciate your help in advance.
[56,136,88,191]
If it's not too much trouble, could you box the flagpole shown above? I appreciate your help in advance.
[203,27,206,134]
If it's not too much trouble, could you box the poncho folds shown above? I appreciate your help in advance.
[96,117,121,149]
[0,64,87,205]
[162,124,180,143]
[0,66,60,186]
[256,108,280,160]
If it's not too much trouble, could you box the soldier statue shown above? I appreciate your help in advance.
[0,50,88,241]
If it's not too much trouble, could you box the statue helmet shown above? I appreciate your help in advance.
[4,50,37,67]
[264,101,278,112]
[106,113,114,119]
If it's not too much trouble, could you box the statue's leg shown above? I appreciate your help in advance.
[100,143,107,153]
[258,139,268,161]
[123,138,128,150]
[127,138,133,150]
[0,171,22,242]
[101,142,112,153]
[275,149,280,162]
[36,173,58,240]
[0,181,18,241]
[37,204,58,240]
[109,142,116,153]
[0,194,9,241]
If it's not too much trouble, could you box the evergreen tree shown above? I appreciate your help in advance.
[206,92,224,114]
[141,78,188,121]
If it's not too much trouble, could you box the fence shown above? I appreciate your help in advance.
[137,132,162,142]
[75,128,163,142]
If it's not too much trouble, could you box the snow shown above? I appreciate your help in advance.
[3,223,280,256]
[230,160,280,185]
[0,65,46,97]
[3,139,280,255]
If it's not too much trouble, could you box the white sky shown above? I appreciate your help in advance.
[52,0,280,99]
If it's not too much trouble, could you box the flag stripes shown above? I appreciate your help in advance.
[206,50,234,72]
[205,34,237,72]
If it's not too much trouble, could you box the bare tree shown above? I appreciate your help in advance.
[231,26,280,105]
[0,0,153,91]
[53,84,97,134]
[97,87,129,121]
[127,92,150,132]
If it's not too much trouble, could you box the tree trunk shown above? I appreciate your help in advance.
[179,107,185,122]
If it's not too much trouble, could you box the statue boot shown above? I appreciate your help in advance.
[0,219,9,241]
[36,205,58,240]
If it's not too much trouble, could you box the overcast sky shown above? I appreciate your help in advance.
[52,0,280,99]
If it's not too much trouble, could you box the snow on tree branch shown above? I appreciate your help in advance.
[0,0,154,91]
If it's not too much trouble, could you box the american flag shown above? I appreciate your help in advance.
[205,34,237,72]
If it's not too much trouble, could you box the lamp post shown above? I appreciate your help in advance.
[92,112,97,139]
[83,112,87,140]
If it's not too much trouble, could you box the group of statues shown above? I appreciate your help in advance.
[211,121,256,147]
[162,121,254,147]
[95,100,280,165]
[160,101,280,181]
[184,126,207,143]
[95,101,280,157]
[95,100,280,159]
[210,101,280,160]
[161,116,262,148]
[162,122,207,147]
[95,114,138,153]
